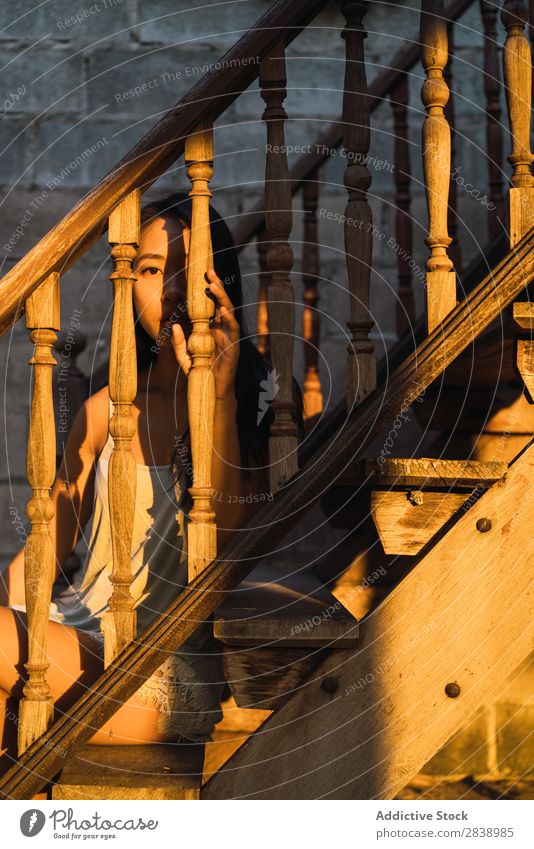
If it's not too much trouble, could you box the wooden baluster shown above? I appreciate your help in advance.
[256,224,270,358]
[101,190,140,667]
[259,40,298,491]
[390,73,415,338]
[501,0,534,236]
[501,0,534,401]
[302,178,323,424]
[420,0,457,333]
[341,0,376,409]
[18,272,60,754]
[184,118,217,580]
[480,0,505,235]
[445,22,463,276]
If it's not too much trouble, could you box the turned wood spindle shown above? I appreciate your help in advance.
[259,40,298,492]
[18,272,60,754]
[340,0,376,409]
[420,0,457,332]
[501,0,534,241]
[184,119,217,580]
[256,223,270,358]
[301,178,323,423]
[444,22,463,276]
[390,73,415,338]
[480,0,505,236]
[501,0,534,402]
[101,190,140,667]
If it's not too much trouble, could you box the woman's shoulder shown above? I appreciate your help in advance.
[73,384,111,460]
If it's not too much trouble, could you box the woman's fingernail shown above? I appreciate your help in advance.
[204,287,218,302]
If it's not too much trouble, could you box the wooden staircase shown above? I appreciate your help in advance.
[202,440,534,799]
[0,0,533,800]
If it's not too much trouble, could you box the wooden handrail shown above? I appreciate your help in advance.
[2,224,534,800]
[233,0,476,250]
[0,0,330,336]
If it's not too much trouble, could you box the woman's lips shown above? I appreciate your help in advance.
[161,304,188,324]
[159,308,192,339]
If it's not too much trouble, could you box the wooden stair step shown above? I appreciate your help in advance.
[366,457,508,487]
[214,568,359,647]
[366,458,508,555]
[326,458,508,489]
[513,301,534,331]
[52,743,204,800]
[214,569,358,710]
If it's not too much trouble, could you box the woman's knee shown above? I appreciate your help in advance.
[0,605,103,706]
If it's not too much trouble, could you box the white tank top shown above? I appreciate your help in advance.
[53,395,210,652]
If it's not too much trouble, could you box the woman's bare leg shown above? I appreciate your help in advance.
[0,605,164,754]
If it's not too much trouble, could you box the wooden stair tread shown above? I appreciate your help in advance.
[365,457,508,487]
[214,568,359,647]
[514,301,534,330]
[52,743,204,800]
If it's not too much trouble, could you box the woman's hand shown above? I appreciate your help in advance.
[171,268,240,400]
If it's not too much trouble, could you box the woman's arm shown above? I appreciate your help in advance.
[0,387,109,606]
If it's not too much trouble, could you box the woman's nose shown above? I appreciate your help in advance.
[163,273,185,304]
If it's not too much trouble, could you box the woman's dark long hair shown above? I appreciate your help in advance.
[134,191,304,497]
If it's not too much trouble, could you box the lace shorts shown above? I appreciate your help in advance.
[81,628,224,744]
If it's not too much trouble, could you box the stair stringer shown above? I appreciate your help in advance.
[202,442,534,800]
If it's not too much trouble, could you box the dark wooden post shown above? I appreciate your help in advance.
[260,40,298,491]
[445,22,463,276]
[480,0,505,236]
[391,73,415,337]
[341,0,376,409]
[301,178,323,424]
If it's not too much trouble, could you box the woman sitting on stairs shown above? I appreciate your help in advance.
[0,192,303,761]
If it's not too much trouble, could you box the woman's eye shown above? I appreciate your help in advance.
[141,266,162,276]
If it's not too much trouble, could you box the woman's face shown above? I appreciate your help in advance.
[132,214,190,344]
